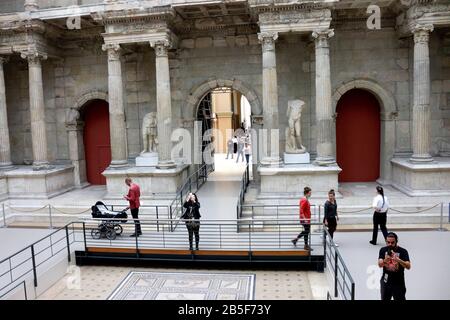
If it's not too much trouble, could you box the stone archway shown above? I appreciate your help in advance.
[332,79,398,184]
[186,78,262,120]
[185,78,262,181]
[65,90,109,187]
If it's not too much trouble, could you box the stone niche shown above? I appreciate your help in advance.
[102,165,190,200]
[258,164,341,199]
[5,165,75,199]
[391,157,450,196]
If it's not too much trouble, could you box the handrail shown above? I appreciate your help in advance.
[0,221,81,299]
[323,227,355,300]
[1,216,327,300]
[168,163,213,231]
[236,164,250,220]
[0,280,27,300]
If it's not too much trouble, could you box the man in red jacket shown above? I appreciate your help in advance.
[124,178,142,237]
[291,186,313,251]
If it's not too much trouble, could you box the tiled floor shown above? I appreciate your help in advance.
[38,265,326,300]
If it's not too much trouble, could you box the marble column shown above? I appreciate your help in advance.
[151,40,176,169]
[313,29,335,166]
[21,51,50,170]
[0,57,13,169]
[66,108,86,187]
[258,32,281,166]
[410,24,434,163]
[102,43,128,167]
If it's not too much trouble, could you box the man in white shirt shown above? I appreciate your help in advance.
[370,186,389,245]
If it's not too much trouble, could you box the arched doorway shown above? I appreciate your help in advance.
[336,89,381,182]
[82,100,111,185]
[196,88,252,171]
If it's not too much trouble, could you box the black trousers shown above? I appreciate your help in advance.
[245,154,250,164]
[327,218,337,239]
[186,223,200,249]
[372,211,388,243]
[380,280,406,300]
[131,208,142,234]
[295,223,310,245]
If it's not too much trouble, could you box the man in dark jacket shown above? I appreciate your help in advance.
[182,193,201,250]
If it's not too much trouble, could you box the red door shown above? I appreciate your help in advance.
[83,100,111,185]
[336,89,380,182]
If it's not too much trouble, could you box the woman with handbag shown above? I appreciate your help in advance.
[182,192,201,250]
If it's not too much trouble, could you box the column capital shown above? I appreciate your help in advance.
[312,29,334,48]
[24,0,39,11]
[0,56,9,65]
[150,40,171,57]
[413,24,434,44]
[20,50,47,65]
[257,32,278,52]
[102,43,122,61]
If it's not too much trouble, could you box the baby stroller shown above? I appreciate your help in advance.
[90,201,128,240]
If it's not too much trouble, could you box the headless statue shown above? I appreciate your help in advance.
[141,112,158,154]
[285,100,306,154]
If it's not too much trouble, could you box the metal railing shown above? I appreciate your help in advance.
[80,217,324,253]
[168,163,213,231]
[240,203,321,221]
[1,203,172,230]
[236,164,250,220]
[237,202,449,231]
[0,221,84,300]
[323,228,355,300]
[0,217,325,299]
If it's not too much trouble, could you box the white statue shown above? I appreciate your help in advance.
[141,112,158,154]
[285,100,306,154]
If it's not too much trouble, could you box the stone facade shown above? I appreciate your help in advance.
[0,0,449,198]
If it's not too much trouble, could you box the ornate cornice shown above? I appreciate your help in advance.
[249,0,330,14]
[258,8,332,34]
[92,7,176,26]
[397,3,450,36]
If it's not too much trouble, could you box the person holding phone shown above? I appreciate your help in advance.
[181,192,201,250]
[378,232,411,300]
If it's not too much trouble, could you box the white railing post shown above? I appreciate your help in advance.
[48,205,53,229]
[2,203,6,228]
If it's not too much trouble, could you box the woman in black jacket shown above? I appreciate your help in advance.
[182,192,201,250]
[323,189,339,246]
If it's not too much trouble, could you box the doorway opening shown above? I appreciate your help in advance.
[196,88,252,180]
[82,99,111,185]
[336,89,381,182]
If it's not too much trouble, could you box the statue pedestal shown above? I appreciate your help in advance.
[136,152,158,167]
[284,152,310,164]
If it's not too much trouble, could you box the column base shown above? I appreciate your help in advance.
[409,154,434,163]
[157,160,177,169]
[313,157,336,166]
[109,160,129,168]
[32,161,53,171]
[0,162,15,171]
[260,156,282,167]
